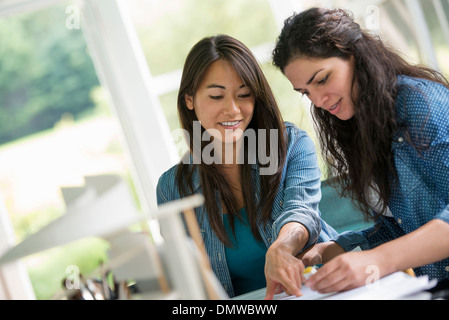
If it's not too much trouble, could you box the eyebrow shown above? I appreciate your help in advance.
[294,68,324,91]
[206,84,247,89]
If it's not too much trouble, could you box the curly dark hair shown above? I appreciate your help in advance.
[272,7,449,222]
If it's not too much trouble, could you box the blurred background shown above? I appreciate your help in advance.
[0,0,448,299]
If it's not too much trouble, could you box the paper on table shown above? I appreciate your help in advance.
[233,246,434,301]
[274,272,436,300]
[274,286,334,300]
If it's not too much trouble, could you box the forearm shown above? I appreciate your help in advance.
[374,219,449,276]
[321,241,345,262]
[272,222,310,254]
[264,222,310,298]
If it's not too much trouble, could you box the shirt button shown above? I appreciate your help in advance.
[280,200,284,207]
[398,137,404,142]
[445,266,449,272]
[218,253,222,261]
[397,218,402,224]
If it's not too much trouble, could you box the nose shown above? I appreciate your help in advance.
[309,90,329,109]
[223,97,240,115]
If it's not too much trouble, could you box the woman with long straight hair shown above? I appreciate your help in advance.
[157,34,337,298]
[272,7,449,293]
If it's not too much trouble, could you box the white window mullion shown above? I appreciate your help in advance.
[80,0,179,215]
[0,193,36,300]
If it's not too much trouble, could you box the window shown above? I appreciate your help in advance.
[127,0,314,156]
[1,0,447,300]
[0,2,135,299]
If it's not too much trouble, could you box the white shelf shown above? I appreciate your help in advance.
[0,174,203,272]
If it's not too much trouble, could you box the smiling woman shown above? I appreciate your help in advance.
[284,56,356,120]
[156,34,338,298]
[185,59,255,144]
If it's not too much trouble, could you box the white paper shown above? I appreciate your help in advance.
[274,272,436,300]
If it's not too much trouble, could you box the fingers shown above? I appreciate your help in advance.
[264,268,304,299]
[265,248,306,299]
[305,254,369,293]
[277,263,303,297]
[264,281,276,300]
[287,270,303,297]
[296,244,323,266]
[306,270,346,293]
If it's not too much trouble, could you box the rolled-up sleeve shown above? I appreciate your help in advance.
[333,216,405,251]
[271,126,322,251]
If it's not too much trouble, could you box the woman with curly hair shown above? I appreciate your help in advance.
[272,7,449,293]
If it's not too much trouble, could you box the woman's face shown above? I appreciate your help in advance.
[284,56,356,120]
[185,59,255,143]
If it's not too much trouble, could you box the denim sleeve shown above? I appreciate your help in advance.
[156,181,167,205]
[333,216,405,251]
[156,167,176,206]
[400,79,449,225]
[427,134,449,225]
[271,127,322,251]
[425,102,449,225]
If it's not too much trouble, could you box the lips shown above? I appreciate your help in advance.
[219,120,242,128]
[327,100,341,115]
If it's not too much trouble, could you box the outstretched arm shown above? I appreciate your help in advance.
[306,218,449,293]
[264,222,309,299]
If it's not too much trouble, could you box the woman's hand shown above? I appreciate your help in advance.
[264,242,306,299]
[297,241,345,266]
[307,219,449,293]
[305,250,384,293]
[264,222,309,299]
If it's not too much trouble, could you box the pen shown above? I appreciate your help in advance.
[303,264,323,280]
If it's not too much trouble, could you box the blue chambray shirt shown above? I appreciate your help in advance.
[334,76,449,281]
[156,122,338,297]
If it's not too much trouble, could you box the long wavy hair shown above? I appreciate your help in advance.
[272,7,449,222]
[177,35,286,245]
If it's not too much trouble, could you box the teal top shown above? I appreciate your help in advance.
[222,208,267,296]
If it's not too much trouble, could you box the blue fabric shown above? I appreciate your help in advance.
[223,208,267,296]
[334,76,449,281]
[157,122,338,297]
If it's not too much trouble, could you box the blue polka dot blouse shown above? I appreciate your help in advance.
[334,75,449,281]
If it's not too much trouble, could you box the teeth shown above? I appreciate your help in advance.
[330,103,338,110]
[220,121,240,126]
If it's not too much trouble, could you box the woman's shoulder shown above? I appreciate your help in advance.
[284,121,310,138]
[284,121,313,142]
[158,164,178,185]
[156,163,181,204]
[395,75,449,108]
[283,121,316,154]
[157,158,199,204]
[395,75,449,140]
[158,153,193,185]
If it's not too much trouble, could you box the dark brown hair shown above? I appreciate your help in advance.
[272,7,449,221]
[177,34,286,245]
